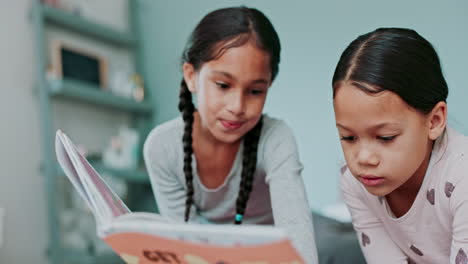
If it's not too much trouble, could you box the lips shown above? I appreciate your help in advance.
[220,119,244,130]
[359,175,384,187]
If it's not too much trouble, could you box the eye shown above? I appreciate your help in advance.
[340,136,356,142]
[215,82,229,89]
[249,89,264,95]
[377,135,396,142]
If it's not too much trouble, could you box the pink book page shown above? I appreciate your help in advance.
[56,131,92,208]
[104,232,304,264]
[77,152,129,217]
[62,130,130,218]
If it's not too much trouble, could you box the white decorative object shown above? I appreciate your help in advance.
[109,66,133,98]
[109,64,145,101]
[102,127,139,170]
[131,74,145,102]
[60,208,92,251]
[63,230,88,251]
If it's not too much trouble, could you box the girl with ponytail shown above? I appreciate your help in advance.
[334,28,468,263]
[144,6,317,263]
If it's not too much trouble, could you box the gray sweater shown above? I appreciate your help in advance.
[143,115,318,263]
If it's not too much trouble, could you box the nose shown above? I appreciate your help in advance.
[226,90,245,116]
[357,145,380,167]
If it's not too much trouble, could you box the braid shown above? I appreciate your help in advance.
[178,80,195,222]
[234,116,263,224]
[175,6,280,223]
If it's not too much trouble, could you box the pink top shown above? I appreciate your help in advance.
[341,127,468,264]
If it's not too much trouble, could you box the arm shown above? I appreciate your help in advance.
[143,128,198,223]
[263,121,318,264]
[340,167,408,263]
[448,158,468,263]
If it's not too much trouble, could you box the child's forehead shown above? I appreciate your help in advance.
[199,43,272,80]
[334,82,418,123]
[335,82,408,108]
[209,34,258,60]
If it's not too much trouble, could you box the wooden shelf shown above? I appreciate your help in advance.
[48,78,153,114]
[35,1,154,263]
[41,4,135,47]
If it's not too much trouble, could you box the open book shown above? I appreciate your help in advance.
[55,130,305,264]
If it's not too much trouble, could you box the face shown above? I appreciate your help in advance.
[333,82,438,197]
[184,42,272,144]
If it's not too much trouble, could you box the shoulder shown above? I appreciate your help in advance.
[339,164,377,207]
[143,116,183,158]
[147,116,184,141]
[258,115,303,180]
[432,127,468,210]
[260,115,296,144]
[258,115,299,160]
[435,127,468,187]
[339,164,362,194]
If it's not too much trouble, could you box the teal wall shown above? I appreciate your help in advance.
[138,0,468,210]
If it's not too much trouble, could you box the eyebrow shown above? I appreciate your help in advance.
[336,122,400,131]
[213,71,269,85]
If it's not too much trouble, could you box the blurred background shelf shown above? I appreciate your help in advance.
[40,4,135,46]
[55,162,150,183]
[91,163,150,183]
[63,247,124,264]
[48,78,153,114]
[33,1,156,263]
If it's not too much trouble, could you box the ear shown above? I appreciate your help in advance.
[427,101,447,140]
[183,62,197,93]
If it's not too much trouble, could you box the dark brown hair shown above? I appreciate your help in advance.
[178,6,280,224]
[332,27,448,114]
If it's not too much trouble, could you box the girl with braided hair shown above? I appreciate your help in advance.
[143,6,318,263]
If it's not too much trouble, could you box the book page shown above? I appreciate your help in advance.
[56,130,130,227]
[76,150,130,218]
[56,131,93,211]
[59,131,113,223]
[57,130,305,264]
[64,132,130,219]
[106,213,286,247]
[105,231,304,264]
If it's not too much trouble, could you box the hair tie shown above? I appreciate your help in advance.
[235,214,243,222]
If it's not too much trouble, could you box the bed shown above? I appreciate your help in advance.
[312,211,366,264]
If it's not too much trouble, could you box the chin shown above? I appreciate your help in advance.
[220,137,242,144]
[364,186,391,197]
[213,131,243,144]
